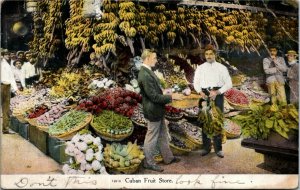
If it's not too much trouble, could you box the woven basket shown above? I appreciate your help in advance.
[186,134,202,149]
[91,118,134,142]
[169,143,191,155]
[132,120,147,128]
[14,113,28,123]
[105,162,140,174]
[183,112,198,120]
[225,97,250,110]
[27,118,49,132]
[50,113,92,140]
[224,119,241,139]
[165,113,183,121]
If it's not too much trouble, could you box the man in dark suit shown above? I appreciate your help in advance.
[138,49,180,172]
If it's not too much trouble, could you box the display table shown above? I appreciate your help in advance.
[169,93,200,109]
[241,132,298,174]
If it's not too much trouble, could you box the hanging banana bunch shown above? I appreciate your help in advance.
[135,5,148,50]
[155,4,167,48]
[145,11,159,46]
[92,0,119,57]
[165,9,177,44]
[118,1,137,55]
[65,0,93,68]
[271,16,298,45]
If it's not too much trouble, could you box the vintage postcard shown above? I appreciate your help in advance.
[0,0,298,189]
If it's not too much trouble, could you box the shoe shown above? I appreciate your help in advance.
[216,151,224,158]
[3,130,15,134]
[199,149,211,156]
[143,164,164,172]
[166,157,181,165]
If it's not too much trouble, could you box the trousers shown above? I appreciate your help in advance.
[267,82,287,105]
[1,84,11,133]
[144,118,174,166]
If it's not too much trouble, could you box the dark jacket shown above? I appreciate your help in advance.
[138,66,172,121]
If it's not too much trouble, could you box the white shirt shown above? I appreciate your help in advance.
[1,58,18,92]
[13,67,25,87]
[21,62,36,79]
[193,61,232,94]
[10,59,15,70]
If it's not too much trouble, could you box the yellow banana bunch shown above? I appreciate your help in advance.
[119,1,135,10]
[155,4,166,12]
[92,43,116,56]
[137,25,148,35]
[167,32,176,41]
[125,27,137,38]
[157,23,166,34]
[119,21,130,32]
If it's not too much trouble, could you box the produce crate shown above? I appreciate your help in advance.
[18,123,29,140]
[47,136,69,164]
[29,124,48,155]
[10,116,19,133]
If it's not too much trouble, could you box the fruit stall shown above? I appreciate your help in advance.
[2,0,299,175]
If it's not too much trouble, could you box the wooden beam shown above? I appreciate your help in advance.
[178,0,298,17]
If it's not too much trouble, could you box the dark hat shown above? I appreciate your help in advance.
[13,59,23,66]
[16,51,25,56]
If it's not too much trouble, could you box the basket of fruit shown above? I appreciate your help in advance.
[165,105,183,121]
[179,121,202,149]
[103,141,144,174]
[169,134,192,155]
[224,88,250,110]
[48,110,92,140]
[131,104,148,127]
[182,107,199,120]
[91,110,134,141]
[25,104,49,121]
[224,119,241,139]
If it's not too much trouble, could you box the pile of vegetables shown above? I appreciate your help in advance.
[241,86,270,104]
[223,118,241,138]
[36,105,67,126]
[165,105,183,118]
[49,73,82,98]
[170,135,187,149]
[92,110,133,135]
[225,88,250,106]
[62,129,107,175]
[77,88,142,118]
[131,104,147,126]
[168,122,186,136]
[25,105,49,119]
[104,141,145,168]
[233,104,299,140]
[48,110,90,136]
[88,78,115,90]
[179,120,202,142]
[182,107,199,117]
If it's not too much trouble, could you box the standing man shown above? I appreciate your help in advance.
[1,49,19,134]
[138,49,180,172]
[10,51,17,69]
[193,45,232,158]
[286,50,298,104]
[263,45,288,106]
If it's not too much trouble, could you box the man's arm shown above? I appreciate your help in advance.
[219,67,232,94]
[193,66,202,93]
[263,58,277,74]
[275,57,288,72]
[142,73,172,104]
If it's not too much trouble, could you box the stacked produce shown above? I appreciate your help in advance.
[165,105,183,119]
[63,129,107,175]
[231,74,247,87]
[168,122,186,136]
[224,88,250,109]
[25,105,49,119]
[19,88,36,96]
[223,118,241,138]
[233,104,298,140]
[241,86,270,104]
[88,78,115,90]
[271,16,298,44]
[49,73,82,98]
[36,105,68,126]
[76,97,103,115]
[48,110,91,136]
[10,95,31,111]
[125,79,140,94]
[12,99,39,116]
[182,107,199,117]
[179,121,202,142]
[91,110,133,136]
[103,141,145,170]
[198,101,224,138]
[170,135,187,149]
[131,104,147,126]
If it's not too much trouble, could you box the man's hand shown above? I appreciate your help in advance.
[163,88,172,95]
[199,91,207,99]
[209,90,220,100]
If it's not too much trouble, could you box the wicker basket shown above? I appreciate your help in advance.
[183,112,198,120]
[225,97,250,110]
[50,113,92,140]
[90,118,134,142]
[27,118,49,132]
[165,113,183,121]
[132,120,147,128]
[224,119,241,139]
[169,143,191,155]
[14,113,28,123]
[186,134,202,149]
[105,162,140,174]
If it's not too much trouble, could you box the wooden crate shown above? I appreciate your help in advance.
[28,124,48,155]
[9,116,19,133]
[47,136,69,164]
[18,123,29,140]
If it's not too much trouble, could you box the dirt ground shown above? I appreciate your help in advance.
[1,133,272,175]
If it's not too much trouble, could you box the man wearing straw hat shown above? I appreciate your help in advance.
[286,50,298,104]
[1,49,19,134]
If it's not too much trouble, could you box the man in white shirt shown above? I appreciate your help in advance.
[13,59,25,90]
[1,50,19,134]
[193,45,232,158]
[10,51,17,69]
[21,52,37,87]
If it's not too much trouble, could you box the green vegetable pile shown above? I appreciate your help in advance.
[233,104,298,139]
[92,110,132,135]
[49,110,89,136]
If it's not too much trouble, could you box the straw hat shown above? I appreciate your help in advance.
[285,50,298,57]
[16,51,25,56]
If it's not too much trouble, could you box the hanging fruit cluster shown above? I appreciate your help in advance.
[29,0,62,59]
[271,16,298,44]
